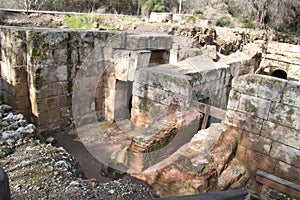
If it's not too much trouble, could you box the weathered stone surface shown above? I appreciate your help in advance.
[274,161,300,185]
[225,109,264,134]
[282,81,300,108]
[217,159,246,190]
[232,74,287,102]
[270,142,300,168]
[125,34,172,50]
[261,121,300,150]
[268,102,300,130]
[237,94,271,119]
[236,145,277,173]
[240,131,272,155]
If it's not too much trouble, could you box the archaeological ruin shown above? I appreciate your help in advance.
[0,12,299,199]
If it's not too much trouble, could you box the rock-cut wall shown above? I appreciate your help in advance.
[225,74,300,185]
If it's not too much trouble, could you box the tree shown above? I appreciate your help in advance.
[228,0,300,31]
[141,0,166,16]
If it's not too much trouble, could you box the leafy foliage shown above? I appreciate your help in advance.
[141,0,167,15]
[215,16,234,28]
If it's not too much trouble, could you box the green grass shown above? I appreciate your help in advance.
[64,14,116,30]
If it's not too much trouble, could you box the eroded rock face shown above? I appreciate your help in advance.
[132,124,249,197]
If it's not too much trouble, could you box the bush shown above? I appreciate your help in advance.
[215,16,234,28]
[195,7,204,15]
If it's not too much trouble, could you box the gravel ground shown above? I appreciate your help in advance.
[0,104,155,199]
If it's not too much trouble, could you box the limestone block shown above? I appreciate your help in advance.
[237,94,271,120]
[236,144,276,173]
[269,102,300,130]
[262,121,300,150]
[132,82,148,97]
[232,74,287,102]
[225,109,264,134]
[125,34,172,50]
[270,142,300,168]
[38,109,61,124]
[204,45,217,60]
[93,31,108,47]
[227,90,241,110]
[106,32,126,49]
[128,51,151,81]
[147,69,192,97]
[274,161,300,185]
[240,132,272,155]
[114,50,130,81]
[288,65,300,81]
[282,81,300,108]
[37,97,59,112]
[134,69,149,85]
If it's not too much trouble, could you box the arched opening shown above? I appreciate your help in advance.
[271,69,287,80]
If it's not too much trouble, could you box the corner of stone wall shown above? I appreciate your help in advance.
[225,74,300,185]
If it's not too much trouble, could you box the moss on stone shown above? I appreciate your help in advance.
[139,97,148,111]
[244,100,257,114]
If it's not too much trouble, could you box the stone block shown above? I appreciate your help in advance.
[237,94,271,119]
[237,145,276,173]
[114,50,131,81]
[106,32,125,49]
[261,121,299,150]
[132,82,148,97]
[269,102,300,130]
[274,161,300,185]
[37,96,59,112]
[232,74,287,102]
[227,89,241,110]
[282,81,300,108]
[204,45,217,60]
[38,109,61,125]
[55,65,68,82]
[53,49,67,65]
[270,142,300,168]
[128,50,151,81]
[125,34,172,50]
[240,131,272,155]
[225,109,264,134]
[15,84,29,98]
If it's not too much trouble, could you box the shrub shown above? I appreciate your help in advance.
[195,7,204,15]
[215,16,234,28]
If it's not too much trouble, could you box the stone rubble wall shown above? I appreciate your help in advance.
[225,74,300,185]
[0,26,172,133]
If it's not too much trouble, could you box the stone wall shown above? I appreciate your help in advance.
[0,28,30,120]
[131,54,258,127]
[0,26,172,133]
[225,74,300,185]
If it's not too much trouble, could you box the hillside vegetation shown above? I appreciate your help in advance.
[0,0,299,33]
